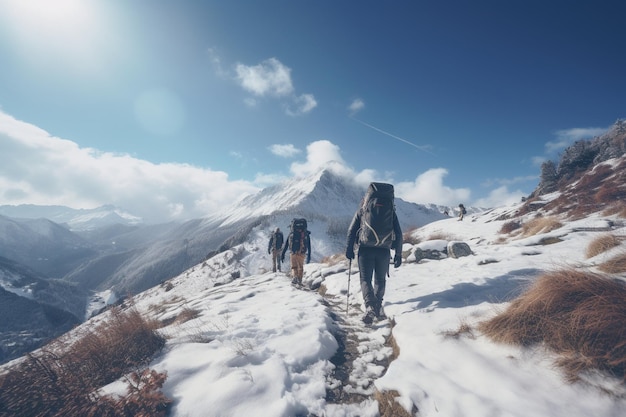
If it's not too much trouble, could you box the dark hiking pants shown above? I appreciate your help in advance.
[358,246,390,312]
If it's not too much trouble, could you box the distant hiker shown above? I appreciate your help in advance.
[281,218,311,286]
[267,227,284,272]
[346,182,402,324]
[458,203,467,221]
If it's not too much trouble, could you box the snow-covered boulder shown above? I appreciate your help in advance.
[447,241,472,258]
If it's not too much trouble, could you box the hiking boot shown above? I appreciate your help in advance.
[363,307,376,325]
[376,307,387,320]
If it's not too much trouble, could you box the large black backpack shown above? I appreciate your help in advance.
[272,230,284,250]
[358,182,396,249]
[290,218,308,254]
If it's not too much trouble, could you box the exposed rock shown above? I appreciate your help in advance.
[447,242,473,259]
[410,247,446,263]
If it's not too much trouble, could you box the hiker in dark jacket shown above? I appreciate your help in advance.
[267,227,284,272]
[346,184,402,324]
[281,227,311,285]
[458,203,466,221]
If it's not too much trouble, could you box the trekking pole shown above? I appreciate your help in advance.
[346,259,352,316]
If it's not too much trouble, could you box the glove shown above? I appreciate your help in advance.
[393,254,402,268]
[345,247,354,260]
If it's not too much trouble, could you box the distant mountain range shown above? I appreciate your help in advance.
[0,204,142,231]
[0,168,448,364]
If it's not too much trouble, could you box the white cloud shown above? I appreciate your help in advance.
[235,58,294,97]
[348,98,365,115]
[207,47,227,78]
[269,144,301,158]
[0,111,259,223]
[286,93,317,116]
[473,186,526,208]
[545,126,607,154]
[481,175,538,188]
[289,140,352,178]
[395,168,471,206]
[233,57,316,116]
[0,110,524,223]
[532,155,547,167]
[253,172,289,187]
[243,97,257,107]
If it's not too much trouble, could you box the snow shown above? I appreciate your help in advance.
[85,289,119,319]
[97,203,626,416]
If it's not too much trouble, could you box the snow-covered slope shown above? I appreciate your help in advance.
[38,194,624,417]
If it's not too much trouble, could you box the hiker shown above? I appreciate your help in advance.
[458,203,466,221]
[267,227,284,272]
[281,218,311,286]
[346,182,402,324]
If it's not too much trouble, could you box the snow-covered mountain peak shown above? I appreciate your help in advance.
[211,167,365,226]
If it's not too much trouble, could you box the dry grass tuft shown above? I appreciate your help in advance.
[318,284,328,296]
[442,320,475,340]
[403,228,421,245]
[521,216,563,237]
[174,307,202,324]
[586,234,621,259]
[386,317,400,360]
[321,253,347,266]
[0,306,170,416]
[427,232,459,241]
[479,269,626,381]
[499,220,522,235]
[375,389,416,417]
[602,202,626,218]
[598,252,626,274]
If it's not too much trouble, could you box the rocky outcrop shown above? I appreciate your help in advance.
[532,119,626,198]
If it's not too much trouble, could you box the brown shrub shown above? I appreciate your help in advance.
[0,306,170,416]
[499,220,522,235]
[585,234,621,259]
[479,269,626,381]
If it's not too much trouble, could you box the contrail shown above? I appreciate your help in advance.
[350,116,434,155]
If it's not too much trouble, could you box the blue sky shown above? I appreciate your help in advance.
[0,0,624,223]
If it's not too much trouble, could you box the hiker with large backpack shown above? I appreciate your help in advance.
[458,203,467,221]
[345,182,402,324]
[267,227,284,272]
[281,218,311,286]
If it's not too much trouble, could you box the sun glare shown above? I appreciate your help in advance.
[0,0,110,77]
[6,0,89,24]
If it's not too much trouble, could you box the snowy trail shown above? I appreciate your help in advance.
[303,273,396,411]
